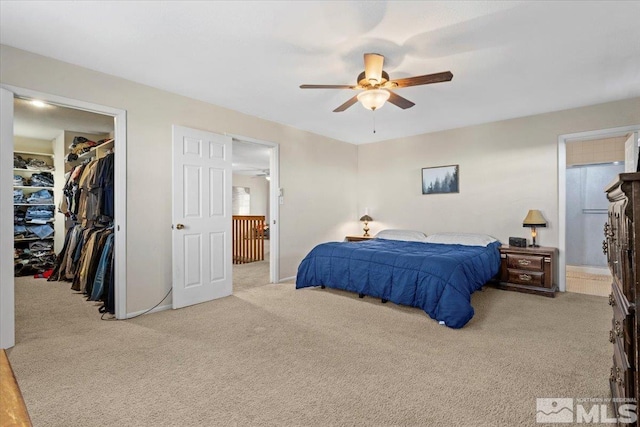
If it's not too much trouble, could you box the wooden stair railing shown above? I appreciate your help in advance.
[1,349,32,427]
[232,215,265,264]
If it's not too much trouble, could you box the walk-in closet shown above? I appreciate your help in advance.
[12,97,117,315]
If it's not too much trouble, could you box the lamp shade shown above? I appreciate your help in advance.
[359,214,373,222]
[357,89,390,111]
[522,210,547,227]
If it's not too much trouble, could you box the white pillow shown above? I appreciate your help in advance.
[424,232,498,247]
[374,229,429,242]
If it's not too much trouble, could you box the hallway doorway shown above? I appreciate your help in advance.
[230,136,279,292]
[558,126,639,296]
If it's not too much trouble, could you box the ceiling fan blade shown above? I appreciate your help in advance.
[364,53,385,85]
[333,95,359,112]
[387,91,415,109]
[387,71,453,88]
[300,84,356,89]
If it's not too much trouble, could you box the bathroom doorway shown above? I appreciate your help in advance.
[564,134,631,296]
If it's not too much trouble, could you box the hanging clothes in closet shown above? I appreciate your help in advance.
[50,151,116,314]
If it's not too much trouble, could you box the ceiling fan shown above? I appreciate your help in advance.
[251,170,270,180]
[300,53,453,112]
[235,168,270,180]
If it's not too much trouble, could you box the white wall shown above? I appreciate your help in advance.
[13,135,53,154]
[357,97,640,248]
[232,174,269,222]
[1,45,358,312]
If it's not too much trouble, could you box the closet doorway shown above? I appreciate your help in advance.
[230,136,279,291]
[558,125,639,296]
[0,85,127,349]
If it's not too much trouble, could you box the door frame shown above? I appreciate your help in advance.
[557,124,639,293]
[227,133,280,283]
[0,88,14,349]
[0,84,127,348]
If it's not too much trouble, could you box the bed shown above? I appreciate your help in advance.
[295,231,502,328]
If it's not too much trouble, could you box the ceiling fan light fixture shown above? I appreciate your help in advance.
[357,89,390,111]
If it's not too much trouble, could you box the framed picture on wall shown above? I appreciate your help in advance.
[422,165,459,195]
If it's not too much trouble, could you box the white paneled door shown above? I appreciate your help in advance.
[172,126,232,309]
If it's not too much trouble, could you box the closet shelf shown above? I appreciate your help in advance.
[13,168,55,172]
[13,186,54,191]
[70,140,115,164]
[14,203,55,206]
[14,150,54,157]
[14,237,54,242]
[76,150,96,161]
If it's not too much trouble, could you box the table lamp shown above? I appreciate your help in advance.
[522,209,547,247]
[360,214,373,237]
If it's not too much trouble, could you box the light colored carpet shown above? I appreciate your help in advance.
[8,276,612,427]
[233,260,269,292]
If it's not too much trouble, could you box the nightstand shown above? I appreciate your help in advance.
[493,246,558,297]
[345,236,373,242]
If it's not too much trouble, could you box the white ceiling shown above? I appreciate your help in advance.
[1,1,639,145]
[13,98,114,140]
[232,139,271,175]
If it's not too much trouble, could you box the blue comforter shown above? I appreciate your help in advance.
[296,239,501,328]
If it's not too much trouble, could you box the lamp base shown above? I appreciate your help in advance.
[529,244,540,248]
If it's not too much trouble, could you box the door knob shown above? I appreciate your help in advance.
[176,224,185,230]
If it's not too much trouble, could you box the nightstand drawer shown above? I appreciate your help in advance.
[506,269,544,286]
[506,254,544,271]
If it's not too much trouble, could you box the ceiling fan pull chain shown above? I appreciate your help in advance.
[373,110,376,134]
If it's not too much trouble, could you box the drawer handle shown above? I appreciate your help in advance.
[518,274,532,281]
[610,366,624,385]
[614,320,623,338]
[604,222,615,238]
[517,259,531,266]
[609,330,616,343]
[602,240,608,255]
[608,293,615,306]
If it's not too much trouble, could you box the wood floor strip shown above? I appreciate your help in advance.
[0,349,32,427]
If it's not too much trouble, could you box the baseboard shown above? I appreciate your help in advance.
[126,303,171,318]
[566,265,611,276]
[279,276,296,283]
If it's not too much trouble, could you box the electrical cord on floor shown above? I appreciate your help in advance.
[101,288,173,321]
